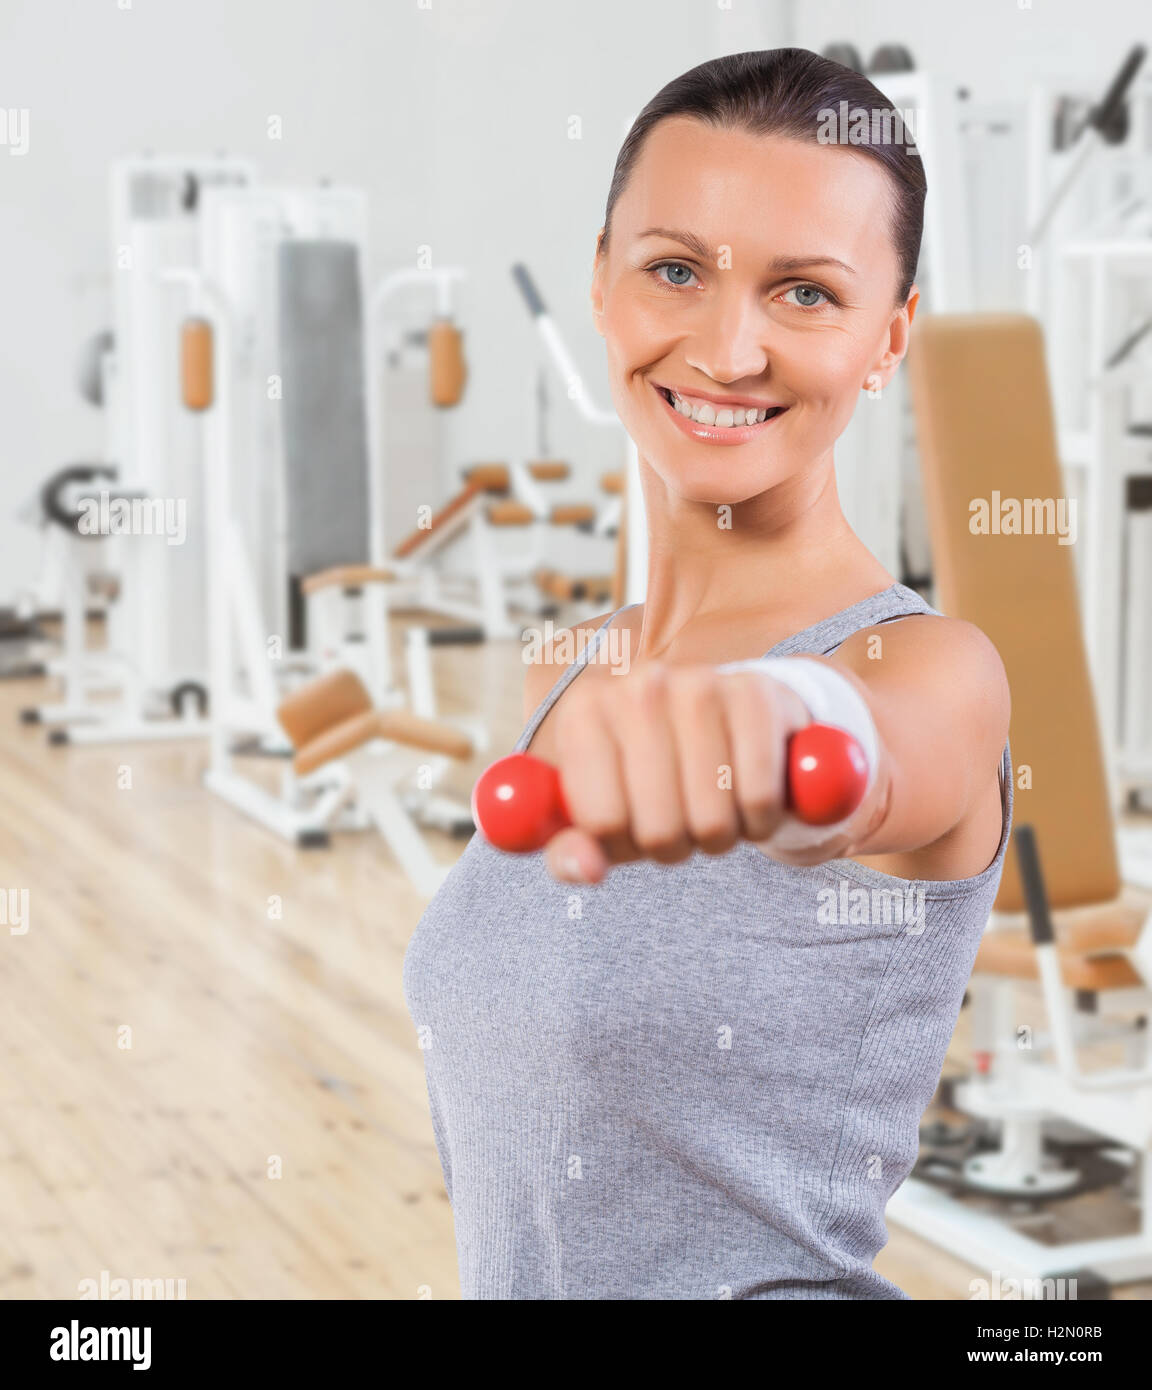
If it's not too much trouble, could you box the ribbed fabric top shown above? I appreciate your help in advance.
[402,583,1013,1299]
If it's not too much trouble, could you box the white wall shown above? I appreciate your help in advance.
[0,0,440,597]
[791,0,1144,100]
[0,0,1145,601]
[0,0,788,601]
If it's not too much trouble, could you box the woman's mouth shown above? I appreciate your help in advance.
[652,383,789,446]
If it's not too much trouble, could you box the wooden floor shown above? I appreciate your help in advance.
[1,613,1150,1300]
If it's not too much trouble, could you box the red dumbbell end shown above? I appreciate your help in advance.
[786,724,870,826]
[472,753,572,853]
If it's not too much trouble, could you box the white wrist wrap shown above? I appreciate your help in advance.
[715,657,878,850]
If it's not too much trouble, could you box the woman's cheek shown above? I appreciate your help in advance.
[604,335,657,435]
[792,342,872,435]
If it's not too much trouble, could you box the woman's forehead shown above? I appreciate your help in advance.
[618,118,895,268]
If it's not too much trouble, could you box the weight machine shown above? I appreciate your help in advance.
[170,181,485,852]
[22,158,253,743]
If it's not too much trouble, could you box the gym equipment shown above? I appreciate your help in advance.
[1025,44,1146,250]
[532,568,615,609]
[0,607,49,680]
[23,158,254,744]
[23,464,114,722]
[868,44,915,75]
[510,263,643,607]
[821,40,914,77]
[76,328,114,408]
[18,462,209,737]
[372,264,621,635]
[897,312,1152,1292]
[523,358,619,596]
[853,51,976,586]
[276,667,474,896]
[300,564,398,703]
[472,724,869,855]
[165,185,486,846]
[1017,46,1152,818]
[363,267,559,638]
[173,184,391,839]
[385,450,614,636]
[471,456,617,620]
[821,43,863,74]
[949,50,1152,850]
[387,458,538,639]
[298,573,481,841]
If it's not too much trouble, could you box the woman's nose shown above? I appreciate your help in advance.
[683,296,771,384]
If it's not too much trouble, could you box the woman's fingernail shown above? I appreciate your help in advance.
[559,856,584,881]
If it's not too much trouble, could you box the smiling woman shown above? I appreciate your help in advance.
[403,47,1013,1301]
[590,55,925,501]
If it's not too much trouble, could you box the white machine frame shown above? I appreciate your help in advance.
[173,185,484,851]
[888,885,1152,1291]
[31,157,255,745]
[368,267,561,639]
[1025,67,1152,817]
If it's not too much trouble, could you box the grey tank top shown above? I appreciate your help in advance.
[402,582,1013,1299]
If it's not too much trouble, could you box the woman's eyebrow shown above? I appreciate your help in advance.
[636,227,856,277]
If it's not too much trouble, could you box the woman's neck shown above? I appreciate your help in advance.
[633,455,893,663]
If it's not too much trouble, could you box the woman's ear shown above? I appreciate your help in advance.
[590,229,607,335]
[868,287,920,386]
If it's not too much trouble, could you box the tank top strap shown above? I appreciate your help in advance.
[763,582,937,659]
[514,604,636,753]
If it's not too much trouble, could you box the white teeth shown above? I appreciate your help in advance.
[667,389,775,427]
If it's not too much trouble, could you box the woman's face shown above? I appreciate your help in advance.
[591,117,918,504]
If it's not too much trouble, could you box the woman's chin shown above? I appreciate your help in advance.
[650,458,798,506]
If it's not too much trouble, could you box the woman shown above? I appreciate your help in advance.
[403,47,1012,1300]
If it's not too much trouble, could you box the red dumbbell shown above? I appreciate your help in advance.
[472,722,869,854]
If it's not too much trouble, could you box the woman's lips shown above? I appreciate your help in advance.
[652,383,789,446]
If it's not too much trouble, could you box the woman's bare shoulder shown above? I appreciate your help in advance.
[836,612,1008,702]
[521,610,625,722]
[834,612,1011,769]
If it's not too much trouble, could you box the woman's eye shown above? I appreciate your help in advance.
[782,284,830,309]
[652,262,697,288]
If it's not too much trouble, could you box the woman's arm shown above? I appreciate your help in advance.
[536,614,1009,884]
[760,615,1011,867]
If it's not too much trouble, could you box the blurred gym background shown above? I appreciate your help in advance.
[2,0,1152,1301]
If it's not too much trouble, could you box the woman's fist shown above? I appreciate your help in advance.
[542,662,811,883]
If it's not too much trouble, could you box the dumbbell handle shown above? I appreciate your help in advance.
[472,722,869,854]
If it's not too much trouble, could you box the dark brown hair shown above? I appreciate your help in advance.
[600,48,925,306]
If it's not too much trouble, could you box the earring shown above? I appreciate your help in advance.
[864,374,883,399]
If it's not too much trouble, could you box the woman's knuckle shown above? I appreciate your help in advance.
[740,789,781,822]
[634,822,683,856]
[676,666,720,709]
